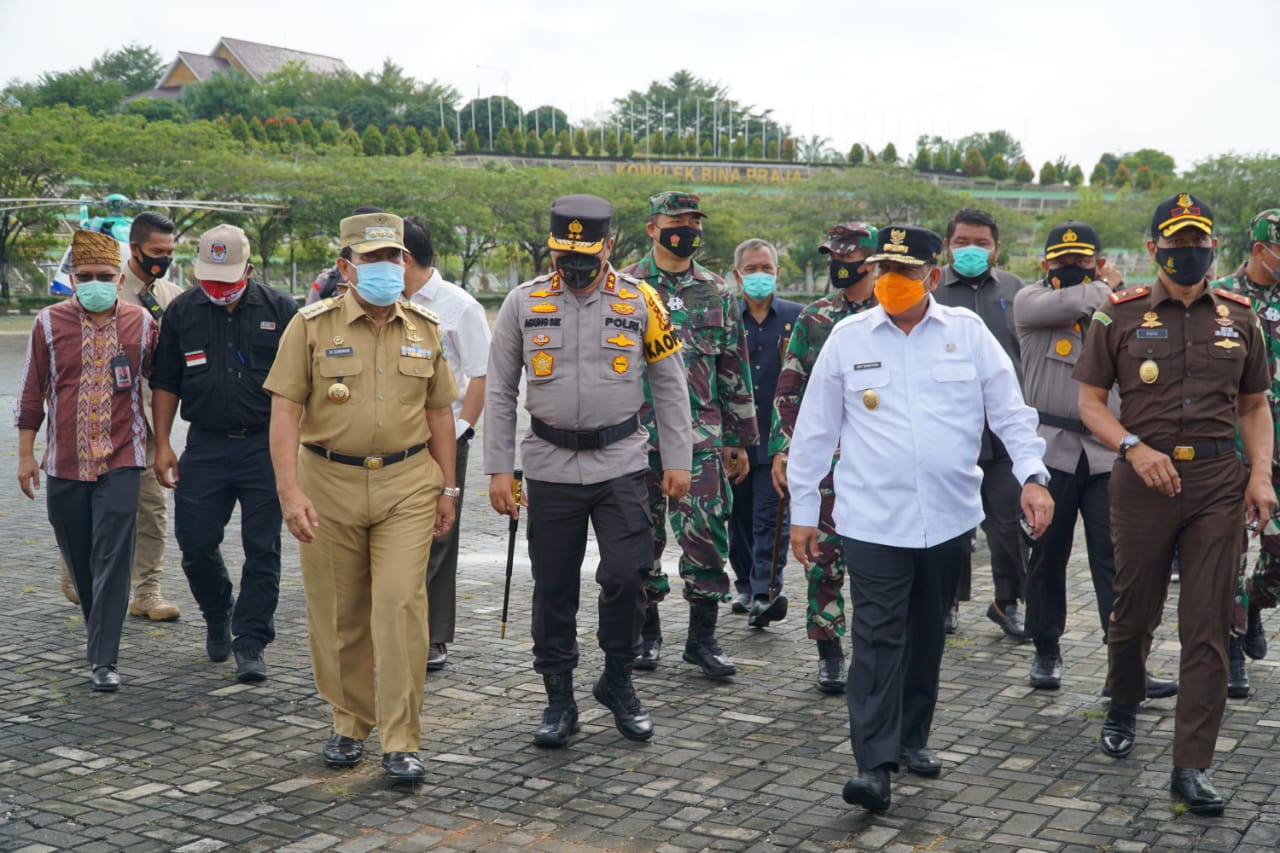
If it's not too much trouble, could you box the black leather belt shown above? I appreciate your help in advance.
[530,414,639,451]
[305,443,426,470]
[196,424,268,439]
[1153,439,1236,462]
[1037,411,1089,434]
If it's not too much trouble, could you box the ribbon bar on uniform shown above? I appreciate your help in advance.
[530,414,639,451]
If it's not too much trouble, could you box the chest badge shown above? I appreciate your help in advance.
[531,303,558,314]
[531,351,554,377]
[667,295,685,312]
[532,333,550,346]
[1214,339,1242,349]
[606,333,636,348]
[610,302,636,316]
[1139,359,1159,384]
[862,389,879,410]
[332,335,344,345]
[618,287,639,299]
[612,354,630,374]
[327,381,351,404]
[1217,304,1231,318]
[945,343,956,352]
[1141,312,1162,328]
[1054,338,1072,356]
[1265,307,1280,322]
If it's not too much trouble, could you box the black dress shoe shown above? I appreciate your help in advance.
[1244,604,1267,660]
[382,751,426,783]
[816,639,845,695]
[1170,767,1224,815]
[1100,672,1178,699]
[731,592,751,614]
[747,597,772,629]
[986,601,1029,642]
[427,643,447,672]
[1228,637,1250,699]
[322,731,364,768]
[900,747,941,777]
[91,665,119,692]
[1029,653,1062,689]
[234,647,267,684]
[944,604,959,635]
[1100,702,1137,758]
[842,767,891,812]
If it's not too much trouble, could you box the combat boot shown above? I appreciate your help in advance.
[1244,603,1267,660]
[634,604,662,671]
[1228,636,1250,699]
[816,638,846,694]
[533,672,578,748]
[593,655,654,741]
[682,600,736,679]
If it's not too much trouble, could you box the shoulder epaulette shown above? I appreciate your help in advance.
[1108,286,1149,304]
[299,296,340,319]
[615,270,644,287]
[404,300,440,324]
[1214,287,1251,307]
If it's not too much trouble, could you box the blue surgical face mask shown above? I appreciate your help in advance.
[351,260,405,306]
[76,281,118,312]
[741,271,776,300]
[951,244,992,278]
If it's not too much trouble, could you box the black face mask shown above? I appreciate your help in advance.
[828,259,867,289]
[1155,246,1214,286]
[133,247,172,280]
[1046,266,1095,289]
[659,225,702,259]
[556,253,601,290]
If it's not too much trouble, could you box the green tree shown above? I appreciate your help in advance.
[229,114,251,143]
[621,132,636,158]
[89,43,165,95]
[604,132,619,158]
[8,68,125,114]
[1134,165,1155,190]
[182,70,264,120]
[382,124,404,155]
[122,97,188,122]
[574,128,589,157]
[339,127,362,154]
[495,126,514,153]
[1039,161,1059,185]
[1099,152,1120,177]
[1112,162,1132,187]
[557,129,572,156]
[340,96,392,131]
[300,118,321,147]
[540,128,557,155]
[264,116,286,144]
[1090,161,1109,186]
[437,126,454,155]
[361,124,386,156]
[987,152,1009,180]
[463,127,481,152]
[319,119,341,145]
[732,135,747,158]
[1183,153,1280,267]
[525,127,541,155]
[848,143,865,166]
[782,137,797,162]
[419,125,438,156]
[767,139,779,160]
[650,132,665,156]
[963,146,986,177]
[914,144,932,171]
[248,116,268,143]
[749,137,764,159]
[1121,148,1176,182]
[881,142,899,165]
[1066,164,1085,187]
[402,124,420,154]
[1013,159,1034,183]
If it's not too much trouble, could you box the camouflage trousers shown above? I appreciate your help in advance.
[806,472,847,641]
[1234,512,1280,633]
[643,449,732,603]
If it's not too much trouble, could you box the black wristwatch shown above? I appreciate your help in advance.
[1024,473,1050,489]
[1118,434,1141,460]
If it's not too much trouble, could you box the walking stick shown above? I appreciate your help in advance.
[762,491,790,622]
[499,470,524,638]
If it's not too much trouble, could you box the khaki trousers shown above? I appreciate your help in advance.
[297,449,440,752]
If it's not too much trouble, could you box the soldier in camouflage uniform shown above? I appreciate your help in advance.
[622,190,758,679]
[769,222,878,694]
[1221,209,1280,695]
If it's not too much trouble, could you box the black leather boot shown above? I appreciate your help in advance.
[682,600,736,678]
[634,604,662,671]
[1228,636,1250,699]
[533,671,578,748]
[593,655,654,741]
[1244,603,1267,660]
[816,638,846,694]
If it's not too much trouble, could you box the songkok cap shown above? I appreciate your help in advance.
[1044,221,1101,259]
[70,229,121,268]
[1152,193,1214,238]
[340,212,406,254]
[819,222,878,255]
[865,225,943,267]
[547,194,612,254]
[194,224,251,282]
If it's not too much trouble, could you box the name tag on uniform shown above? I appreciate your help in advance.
[1215,327,1239,339]
[401,344,431,359]
[854,361,882,370]
[259,321,277,331]
[325,346,354,357]
[1135,329,1168,339]
[184,350,207,367]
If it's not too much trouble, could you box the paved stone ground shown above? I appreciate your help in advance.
[1,328,1279,853]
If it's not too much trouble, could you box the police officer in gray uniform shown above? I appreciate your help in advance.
[1014,221,1178,698]
[485,195,693,748]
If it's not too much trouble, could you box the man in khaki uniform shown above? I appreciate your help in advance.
[265,212,458,785]
[59,211,183,620]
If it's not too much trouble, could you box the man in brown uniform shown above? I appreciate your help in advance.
[265,211,458,785]
[1075,193,1275,815]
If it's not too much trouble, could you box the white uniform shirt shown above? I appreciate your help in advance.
[788,297,1048,549]
[409,270,491,430]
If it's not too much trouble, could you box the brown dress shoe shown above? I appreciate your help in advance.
[129,593,181,622]
[60,564,79,605]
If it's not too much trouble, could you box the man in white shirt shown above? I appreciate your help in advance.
[404,216,492,671]
[788,225,1054,813]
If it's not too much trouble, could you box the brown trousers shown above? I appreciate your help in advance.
[1107,452,1244,768]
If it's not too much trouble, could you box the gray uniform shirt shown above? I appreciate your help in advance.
[484,266,693,484]
[1013,278,1119,476]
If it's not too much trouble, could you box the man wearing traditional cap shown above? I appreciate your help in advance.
[770,221,877,693]
[265,211,459,785]
[1014,222,1179,697]
[1218,208,1280,697]
[621,190,757,679]
[151,224,298,683]
[16,230,159,692]
[788,225,1052,813]
[486,194,692,748]
[1076,193,1274,815]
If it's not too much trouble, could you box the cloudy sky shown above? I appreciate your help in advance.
[1,0,1274,173]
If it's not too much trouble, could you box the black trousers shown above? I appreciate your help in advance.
[174,428,282,652]
[728,462,788,598]
[843,533,966,772]
[958,456,1028,604]
[47,468,140,668]
[525,472,653,674]
[1024,452,1115,652]
[426,435,470,645]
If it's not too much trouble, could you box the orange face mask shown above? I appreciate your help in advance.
[873,271,927,314]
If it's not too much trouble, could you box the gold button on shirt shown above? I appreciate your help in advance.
[265,295,457,454]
